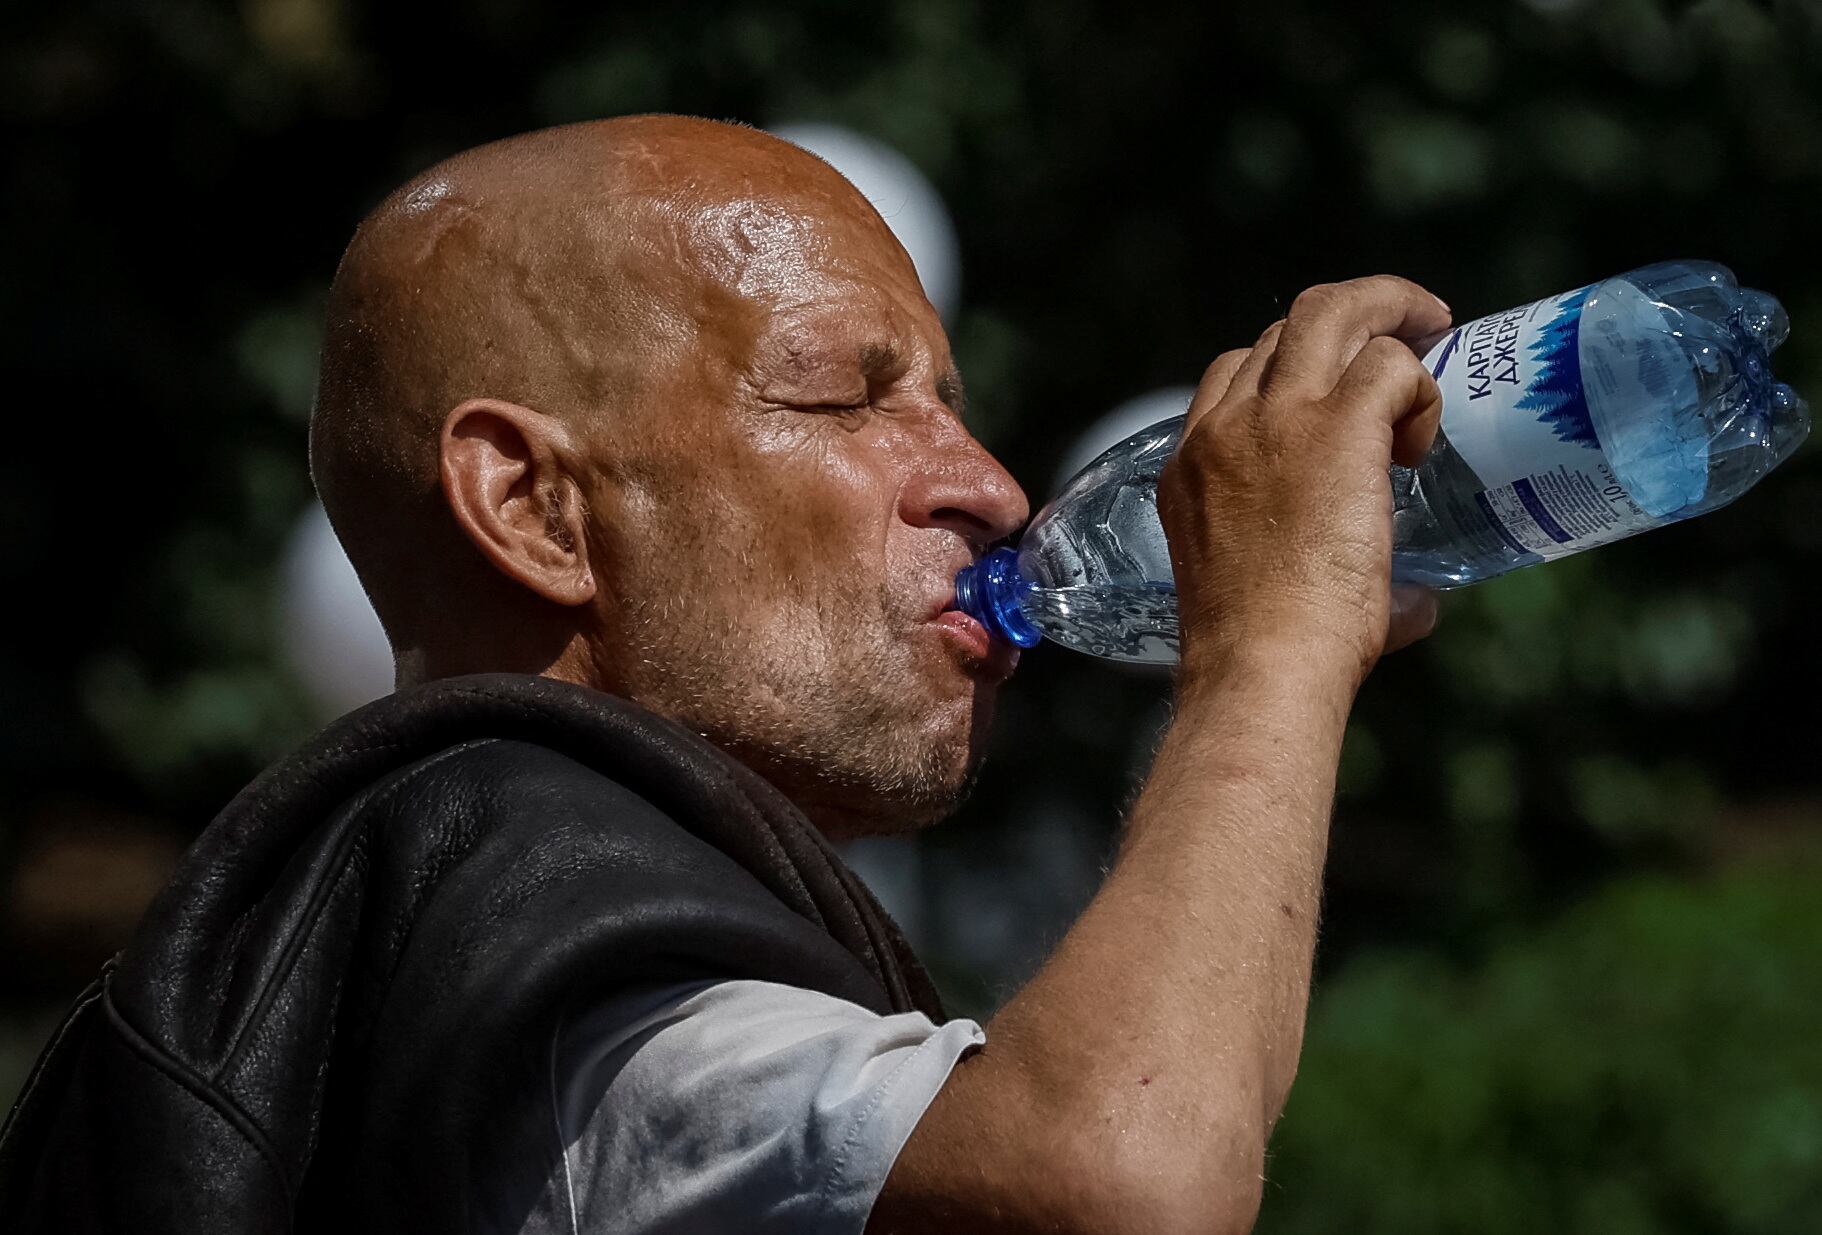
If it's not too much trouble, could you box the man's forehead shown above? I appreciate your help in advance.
[670,192,947,354]
[681,198,825,300]
[607,158,952,399]
[678,190,915,300]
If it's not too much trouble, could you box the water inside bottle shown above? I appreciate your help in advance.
[1017,584,1181,664]
[987,262,1806,666]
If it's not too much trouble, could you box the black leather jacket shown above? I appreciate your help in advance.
[0,674,940,1233]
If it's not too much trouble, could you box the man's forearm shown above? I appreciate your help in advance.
[988,647,1354,1169]
[873,647,1358,1234]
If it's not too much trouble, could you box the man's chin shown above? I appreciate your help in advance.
[797,749,986,843]
[684,659,996,842]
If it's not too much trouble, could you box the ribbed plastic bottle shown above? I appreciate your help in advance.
[954,261,1808,665]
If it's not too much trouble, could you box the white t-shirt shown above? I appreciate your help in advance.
[499,979,985,1234]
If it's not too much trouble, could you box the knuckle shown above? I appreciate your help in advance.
[1289,284,1338,316]
[1200,350,1247,383]
[1352,338,1425,390]
[1360,334,1412,364]
[1362,272,1420,298]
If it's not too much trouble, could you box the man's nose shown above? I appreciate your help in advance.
[898,440,1030,549]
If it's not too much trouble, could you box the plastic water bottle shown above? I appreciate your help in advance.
[955,261,1808,665]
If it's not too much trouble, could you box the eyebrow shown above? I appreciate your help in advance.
[858,342,902,376]
[857,342,966,419]
[935,368,967,420]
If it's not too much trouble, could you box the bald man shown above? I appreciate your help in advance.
[2,116,1447,1235]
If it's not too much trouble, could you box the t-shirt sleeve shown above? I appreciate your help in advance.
[510,978,985,1235]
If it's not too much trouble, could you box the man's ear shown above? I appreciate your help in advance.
[439,399,596,606]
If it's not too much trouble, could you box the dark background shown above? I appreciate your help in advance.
[5,1,1822,1230]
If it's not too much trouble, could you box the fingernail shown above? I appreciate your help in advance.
[1432,294,1452,315]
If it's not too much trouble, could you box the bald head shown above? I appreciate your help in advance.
[309,116,900,658]
[308,115,1025,837]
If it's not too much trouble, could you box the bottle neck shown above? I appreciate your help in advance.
[954,548,1043,648]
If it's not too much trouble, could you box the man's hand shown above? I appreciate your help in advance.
[1157,275,1451,687]
[869,276,1453,1235]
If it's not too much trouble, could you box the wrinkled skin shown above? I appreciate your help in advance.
[312,118,1028,840]
[574,157,1029,835]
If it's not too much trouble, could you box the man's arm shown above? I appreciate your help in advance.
[868,276,1451,1235]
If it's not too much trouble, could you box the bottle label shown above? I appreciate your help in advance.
[1420,285,1659,561]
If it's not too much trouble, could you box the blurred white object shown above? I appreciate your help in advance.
[1053,386,1197,494]
[770,122,961,323]
[280,501,393,720]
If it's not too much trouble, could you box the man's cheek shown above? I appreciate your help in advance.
[781,477,889,571]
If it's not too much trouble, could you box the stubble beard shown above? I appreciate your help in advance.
[611,584,986,840]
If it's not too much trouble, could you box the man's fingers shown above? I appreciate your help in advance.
[1184,349,1251,439]
[1325,335,1445,468]
[1184,321,1285,441]
[1263,276,1452,399]
[1229,320,1284,398]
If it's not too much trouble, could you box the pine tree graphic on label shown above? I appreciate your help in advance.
[1515,285,1599,449]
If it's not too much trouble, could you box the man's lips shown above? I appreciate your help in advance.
[929,607,1021,680]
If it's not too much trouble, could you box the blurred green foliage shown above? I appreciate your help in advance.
[1263,857,1822,1234]
[4,0,1821,1227]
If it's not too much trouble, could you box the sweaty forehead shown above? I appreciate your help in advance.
[679,187,919,306]
[657,182,942,374]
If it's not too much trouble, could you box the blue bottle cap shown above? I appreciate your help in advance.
[953,548,1042,649]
